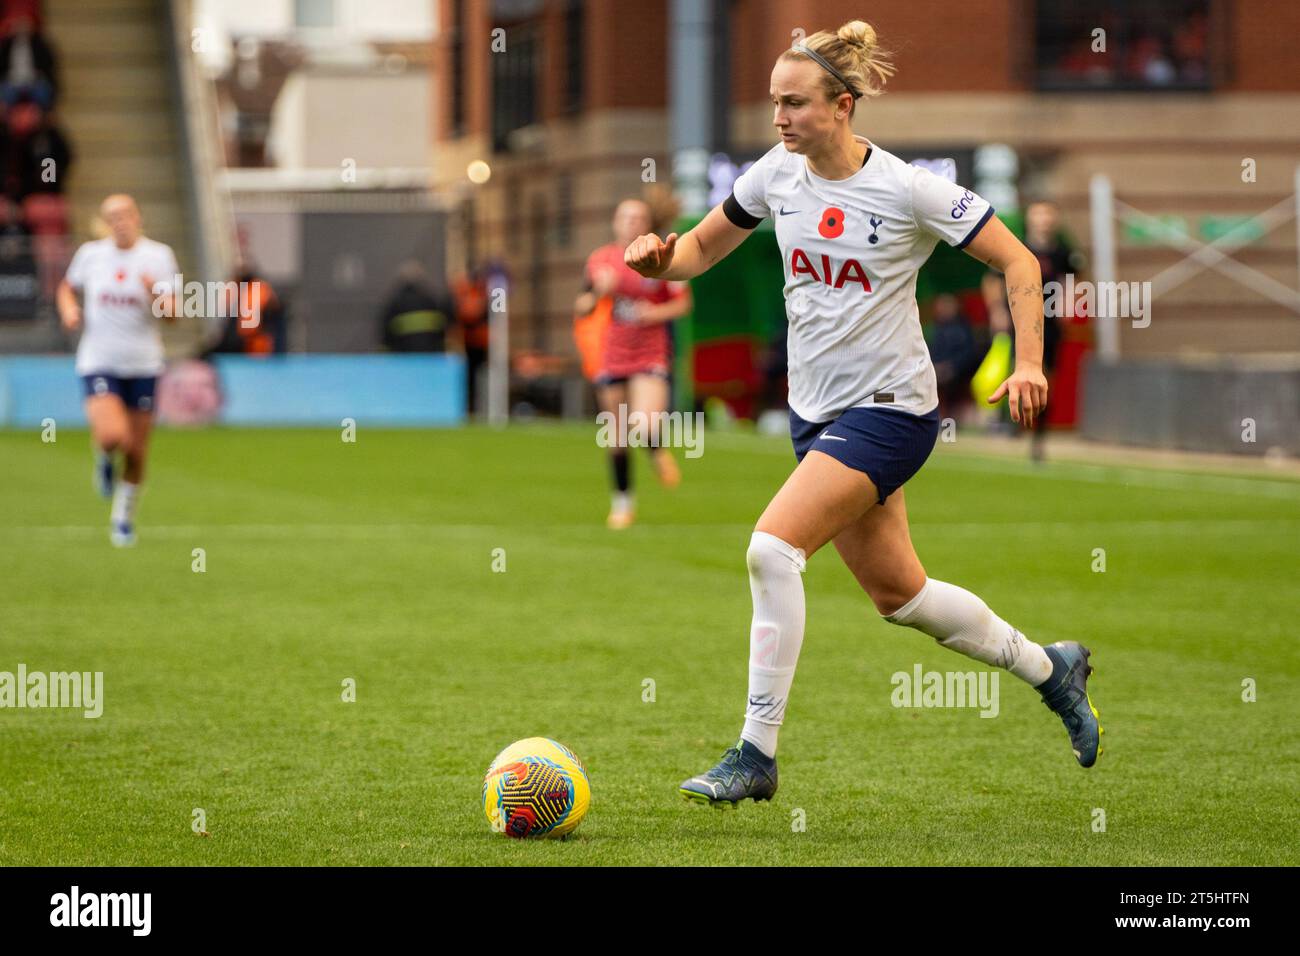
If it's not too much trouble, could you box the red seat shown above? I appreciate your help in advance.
[1,2,43,32]
[22,192,66,235]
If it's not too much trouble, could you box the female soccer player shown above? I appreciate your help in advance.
[576,197,693,529]
[625,21,1102,805]
[57,194,179,547]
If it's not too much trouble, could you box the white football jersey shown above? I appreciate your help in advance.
[65,236,180,377]
[731,135,994,422]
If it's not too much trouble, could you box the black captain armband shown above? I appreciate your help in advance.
[723,192,764,230]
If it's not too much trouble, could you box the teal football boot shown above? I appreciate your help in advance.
[1037,641,1103,768]
[679,740,778,807]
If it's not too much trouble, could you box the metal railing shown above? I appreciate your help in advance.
[1088,167,1300,361]
[165,0,235,286]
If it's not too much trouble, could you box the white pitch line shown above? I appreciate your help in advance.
[8,517,1298,541]
[5,523,538,540]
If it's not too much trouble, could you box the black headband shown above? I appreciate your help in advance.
[791,43,860,99]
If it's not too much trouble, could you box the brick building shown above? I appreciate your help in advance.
[432,0,1300,360]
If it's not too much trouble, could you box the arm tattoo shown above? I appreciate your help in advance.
[1006,282,1042,308]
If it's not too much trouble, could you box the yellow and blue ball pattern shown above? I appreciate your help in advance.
[482,737,591,838]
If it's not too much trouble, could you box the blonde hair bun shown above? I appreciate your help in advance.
[837,19,878,52]
[781,19,894,111]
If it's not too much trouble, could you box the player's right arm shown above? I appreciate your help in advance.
[574,260,624,316]
[58,243,89,332]
[625,202,752,282]
[574,264,618,316]
[56,279,81,331]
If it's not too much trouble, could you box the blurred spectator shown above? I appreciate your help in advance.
[0,14,56,109]
[1024,199,1085,377]
[927,293,979,423]
[1008,200,1087,458]
[1037,3,1209,90]
[1173,10,1208,83]
[18,106,70,196]
[377,260,453,353]
[0,189,29,235]
[1126,34,1176,85]
[0,99,39,198]
[206,262,286,356]
[1056,35,1114,85]
[0,2,43,31]
[0,192,35,318]
[452,265,490,414]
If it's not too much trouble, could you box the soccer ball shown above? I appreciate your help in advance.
[482,737,591,838]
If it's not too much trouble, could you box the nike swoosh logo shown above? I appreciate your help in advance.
[819,434,847,442]
[778,206,800,216]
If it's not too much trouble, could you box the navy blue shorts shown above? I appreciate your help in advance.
[790,403,940,505]
[81,373,157,412]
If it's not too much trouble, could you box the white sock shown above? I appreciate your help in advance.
[883,577,1053,685]
[111,481,141,526]
[611,491,632,513]
[739,531,807,759]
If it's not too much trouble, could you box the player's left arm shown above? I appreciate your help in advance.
[631,285,693,325]
[143,276,178,324]
[143,248,182,324]
[962,217,1048,428]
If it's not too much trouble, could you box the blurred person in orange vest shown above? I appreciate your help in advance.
[452,265,490,415]
[208,260,284,356]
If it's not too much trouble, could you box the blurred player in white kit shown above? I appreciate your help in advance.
[57,194,179,547]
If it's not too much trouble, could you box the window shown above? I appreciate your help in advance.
[1034,0,1216,91]
[555,173,573,248]
[505,177,523,254]
[710,0,731,153]
[491,21,539,151]
[563,0,584,114]
[450,0,466,136]
[294,0,334,29]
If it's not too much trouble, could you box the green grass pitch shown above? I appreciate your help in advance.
[1,423,1297,865]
